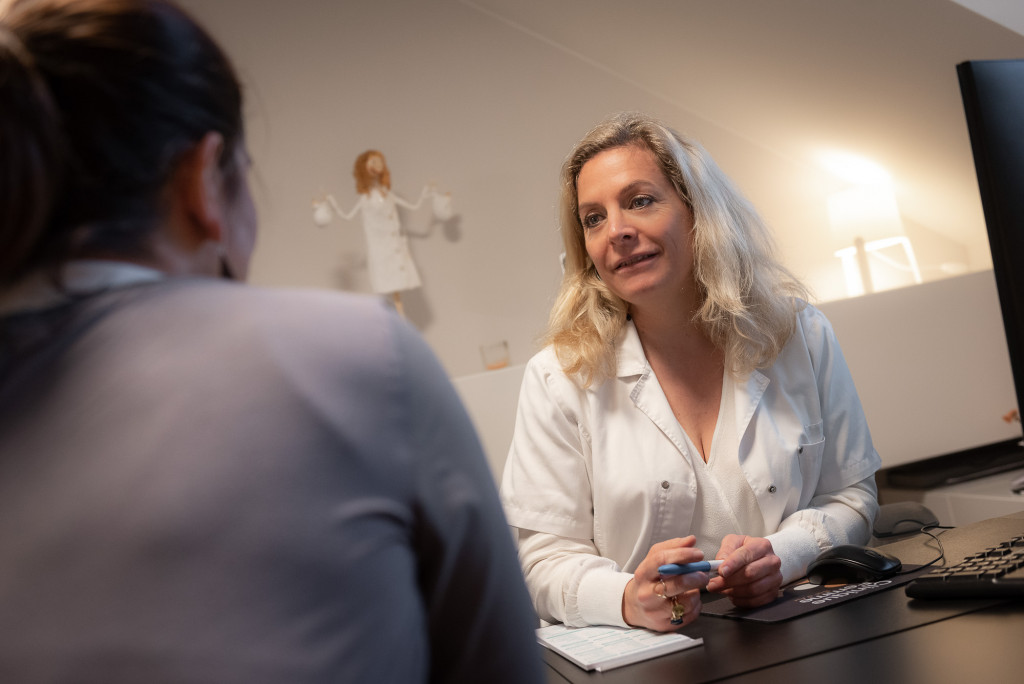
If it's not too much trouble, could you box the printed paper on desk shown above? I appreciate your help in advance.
[536,624,703,672]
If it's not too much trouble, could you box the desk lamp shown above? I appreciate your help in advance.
[828,184,921,296]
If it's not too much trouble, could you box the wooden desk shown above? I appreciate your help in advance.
[544,511,1024,683]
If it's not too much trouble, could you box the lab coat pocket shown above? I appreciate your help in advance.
[797,422,825,504]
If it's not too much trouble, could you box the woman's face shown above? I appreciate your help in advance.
[576,144,696,313]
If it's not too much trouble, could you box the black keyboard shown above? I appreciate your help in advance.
[906,534,1024,599]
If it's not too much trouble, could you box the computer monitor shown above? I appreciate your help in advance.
[957,60,1024,442]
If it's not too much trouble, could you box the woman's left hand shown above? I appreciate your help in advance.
[705,534,783,608]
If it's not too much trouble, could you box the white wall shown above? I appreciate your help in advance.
[818,270,1018,468]
[451,364,525,480]
[951,0,1024,36]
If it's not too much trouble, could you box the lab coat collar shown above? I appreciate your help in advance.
[615,318,771,452]
[734,369,770,445]
[615,320,649,378]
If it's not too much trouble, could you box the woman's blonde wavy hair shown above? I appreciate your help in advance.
[545,112,808,387]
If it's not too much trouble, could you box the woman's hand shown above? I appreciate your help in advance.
[705,534,783,607]
[622,536,708,632]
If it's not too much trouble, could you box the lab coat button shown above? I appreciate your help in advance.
[768,485,777,493]
[661,481,670,489]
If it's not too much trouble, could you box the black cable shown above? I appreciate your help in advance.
[891,523,954,576]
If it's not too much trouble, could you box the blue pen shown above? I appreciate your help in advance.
[658,560,724,576]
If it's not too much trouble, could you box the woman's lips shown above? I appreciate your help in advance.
[615,253,656,271]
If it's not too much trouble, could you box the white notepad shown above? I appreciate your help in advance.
[537,624,703,672]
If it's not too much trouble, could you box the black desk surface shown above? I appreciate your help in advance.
[543,510,1024,683]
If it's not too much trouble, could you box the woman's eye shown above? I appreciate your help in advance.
[581,213,603,229]
[630,195,653,209]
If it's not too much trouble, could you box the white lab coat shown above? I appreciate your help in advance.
[355,188,422,294]
[500,303,880,627]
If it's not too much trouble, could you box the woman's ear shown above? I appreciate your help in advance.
[175,132,228,243]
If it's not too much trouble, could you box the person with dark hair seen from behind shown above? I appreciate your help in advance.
[500,112,881,632]
[0,1,544,681]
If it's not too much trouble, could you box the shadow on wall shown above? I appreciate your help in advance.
[400,287,434,331]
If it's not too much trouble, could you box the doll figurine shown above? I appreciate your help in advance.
[315,150,441,316]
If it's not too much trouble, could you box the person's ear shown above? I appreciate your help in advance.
[176,132,228,243]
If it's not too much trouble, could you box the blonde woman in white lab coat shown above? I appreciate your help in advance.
[500,112,881,633]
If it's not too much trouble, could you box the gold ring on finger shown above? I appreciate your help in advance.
[669,596,686,625]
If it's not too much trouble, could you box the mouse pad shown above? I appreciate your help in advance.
[700,564,930,623]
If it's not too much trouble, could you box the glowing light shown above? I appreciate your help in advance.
[818,151,894,185]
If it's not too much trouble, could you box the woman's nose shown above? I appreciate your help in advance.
[608,211,636,243]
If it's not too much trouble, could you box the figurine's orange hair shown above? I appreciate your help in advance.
[353,150,391,194]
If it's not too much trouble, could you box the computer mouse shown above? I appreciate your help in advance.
[806,544,902,585]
